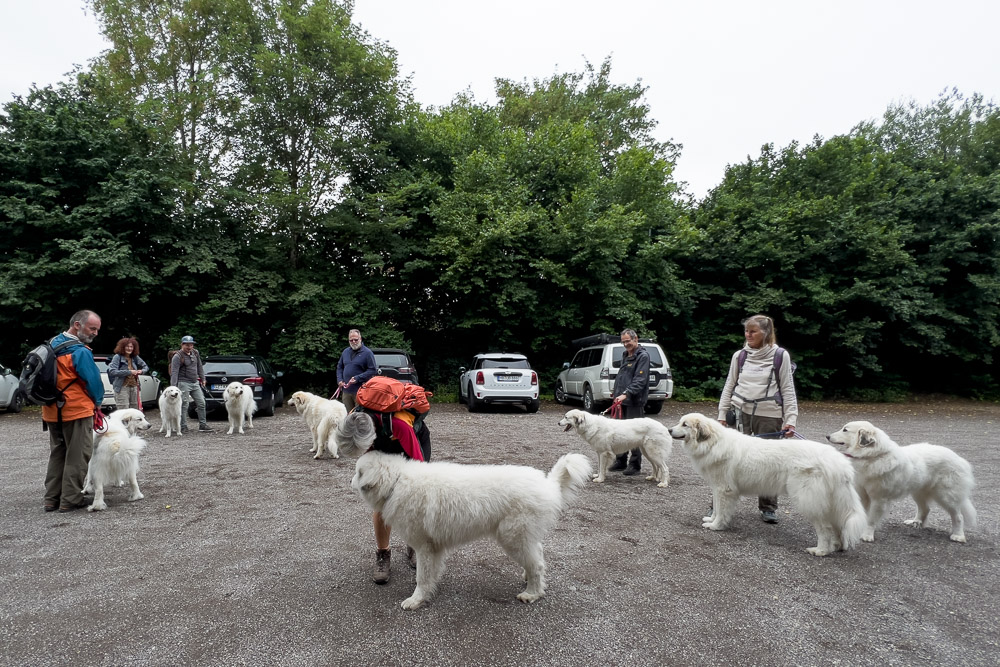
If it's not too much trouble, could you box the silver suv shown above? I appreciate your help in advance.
[554,335,673,414]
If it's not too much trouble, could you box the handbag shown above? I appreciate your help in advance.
[725,406,738,427]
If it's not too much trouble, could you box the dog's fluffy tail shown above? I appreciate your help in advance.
[836,476,868,551]
[548,453,592,504]
[961,499,978,530]
[334,411,375,455]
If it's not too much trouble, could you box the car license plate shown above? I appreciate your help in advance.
[648,373,657,384]
[496,374,520,382]
[211,384,227,392]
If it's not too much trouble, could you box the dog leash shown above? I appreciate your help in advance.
[753,430,807,440]
[601,403,623,420]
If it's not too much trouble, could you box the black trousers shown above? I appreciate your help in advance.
[613,403,644,468]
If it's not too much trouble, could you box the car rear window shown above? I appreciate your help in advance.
[375,353,409,368]
[204,362,257,375]
[480,358,530,369]
[612,346,664,368]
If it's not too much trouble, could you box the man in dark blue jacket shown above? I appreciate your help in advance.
[336,328,377,412]
[608,328,651,476]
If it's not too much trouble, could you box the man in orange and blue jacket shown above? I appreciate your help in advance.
[42,309,104,514]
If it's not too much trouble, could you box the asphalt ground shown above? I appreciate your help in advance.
[1,398,997,666]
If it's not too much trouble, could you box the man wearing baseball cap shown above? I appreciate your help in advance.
[169,335,212,432]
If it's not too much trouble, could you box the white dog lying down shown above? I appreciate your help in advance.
[85,409,150,512]
[557,409,671,487]
[826,420,977,543]
[668,413,867,556]
[224,381,257,435]
[287,390,347,458]
[158,386,183,437]
[351,450,592,610]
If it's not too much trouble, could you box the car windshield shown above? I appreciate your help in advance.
[375,353,409,368]
[94,361,109,373]
[480,358,530,369]
[204,362,257,375]
[611,346,664,368]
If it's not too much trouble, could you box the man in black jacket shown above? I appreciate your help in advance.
[608,329,651,475]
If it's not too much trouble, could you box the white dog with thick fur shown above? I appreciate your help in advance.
[557,409,671,487]
[224,381,257,435]
[287,390,347,458]
[158,386,183,437]
[350,446,592,610]
[668,413,866,556]
[85,409,150,512]
[826,420,976,543]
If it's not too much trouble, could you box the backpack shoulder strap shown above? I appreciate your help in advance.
[773,347,784,373]
[736,349,748,378]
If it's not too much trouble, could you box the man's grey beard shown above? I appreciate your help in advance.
[78,332,95,344]
[350,341,361,351]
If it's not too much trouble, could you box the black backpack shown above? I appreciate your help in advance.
[19,338,79,407]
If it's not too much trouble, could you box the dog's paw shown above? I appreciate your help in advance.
[226,428,234,435]
[128,491,144,501]
[903,519,923,528]
[87,501,106,512]
[806,547,830,557]
[862,533,875,542]
[703,521,725,531]
[400,596,427,611]
[516,592,544,604]
[949,533,967,543]
[591,476,605,483]
[656,480,669,488]
[702,515,714,523]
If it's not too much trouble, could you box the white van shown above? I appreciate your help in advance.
[555,335,673,414]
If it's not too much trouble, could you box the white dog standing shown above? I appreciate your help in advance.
[224,381,257,435]
[557,409,671,487]
[827,420,977,543]
[85,408,150,512]
[158,386,183,437]
[287,390,348,458]
[668,413,866,556]
[351,450,592,610]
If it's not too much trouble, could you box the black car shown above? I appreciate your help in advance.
[190,355,285,417]
[370,348,420,385]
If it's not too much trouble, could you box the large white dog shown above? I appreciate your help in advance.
[557,409,671,487]
[668,413,866,556]
[158,386,183,437]
[826,420,977,543]
[351,450,592,610]
[85,409,150,512]
[224,381,257,435]
[287,390,347,459]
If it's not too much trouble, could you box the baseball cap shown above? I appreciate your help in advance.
[181,335,196,344]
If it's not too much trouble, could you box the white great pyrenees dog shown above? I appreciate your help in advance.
[826,420,977,543]
[224,381,257,435]
[668,413,867,556]
[158,386,183,437]
[557,409,671,487]
[351,448,592,610]
[85,409,150,512]
[287,390,347,458]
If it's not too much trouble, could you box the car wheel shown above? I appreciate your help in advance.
[526,399,540,414]
[260,394,275,417]
[644,401,663,415]
[583,386,596,413]
[274,386,284,408]
[554,381,567,405]
[457,381,465,404]
[8,391,25,414]
[466,383,480,413]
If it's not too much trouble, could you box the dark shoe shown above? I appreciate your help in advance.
[405,546,417,570]
[58,499,89,513]
[608,457,628,472]
[761,510,779,524]
[181,425,189,434]
[198,423,214,432]
[622,466,641,476]
[373,549,391,584]
[44,502,58,513]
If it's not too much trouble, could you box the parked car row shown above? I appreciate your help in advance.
[457,334,674,415]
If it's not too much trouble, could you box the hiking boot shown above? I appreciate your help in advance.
[405,546,417,570]
[198,423,214,432]
[181,425,189,434]
[761,510,779,524]
[608,457,627,472]
[623,465,642,476]
[373,549,391,584]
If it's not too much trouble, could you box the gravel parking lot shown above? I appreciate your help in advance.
[1,398,998,666]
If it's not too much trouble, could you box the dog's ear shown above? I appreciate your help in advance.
[695,418,712,442]
[573,413,583,426]
[859,429,877,448]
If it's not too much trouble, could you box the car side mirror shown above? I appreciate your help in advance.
[562,362,570,370]
[458,367,466,374]
[277,371,284,378]
[151,371,159,378]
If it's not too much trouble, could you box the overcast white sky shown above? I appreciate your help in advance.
[2,0,998,199]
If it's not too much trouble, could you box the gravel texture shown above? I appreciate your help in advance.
[1,398,998,666]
